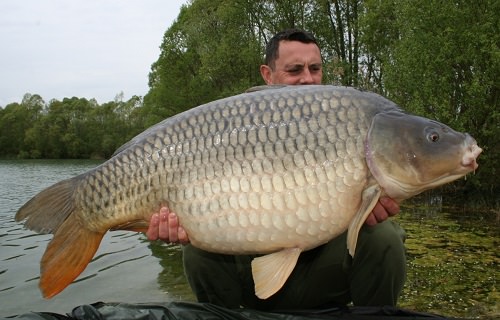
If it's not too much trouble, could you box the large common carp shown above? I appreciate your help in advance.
[16,85,482,299]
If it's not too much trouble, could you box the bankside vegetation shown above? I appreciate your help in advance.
[1,0,498,205]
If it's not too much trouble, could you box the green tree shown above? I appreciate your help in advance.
[309,0,363,86]
[0,103,29,157]
[0,94,45,158]
[359,0,398,91]
[144,0,264,125]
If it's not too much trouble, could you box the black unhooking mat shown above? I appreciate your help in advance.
[7,301,464,320]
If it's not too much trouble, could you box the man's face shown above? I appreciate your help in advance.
[261,40,323,85]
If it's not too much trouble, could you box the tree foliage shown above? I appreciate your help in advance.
[0,0,498,201]
[0,94,145,159]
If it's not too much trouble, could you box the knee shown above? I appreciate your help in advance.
[355,220,406,270]
[359,220,405,252]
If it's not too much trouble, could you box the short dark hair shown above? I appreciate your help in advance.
[265,29,320,69]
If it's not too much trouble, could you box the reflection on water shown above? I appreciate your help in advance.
[149,241,195,301]
[0,160,497,319]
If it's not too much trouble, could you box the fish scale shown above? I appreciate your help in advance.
[185,98,358,250]
[15,85,482,299]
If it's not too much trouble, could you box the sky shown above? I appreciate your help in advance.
[0,0,188,107]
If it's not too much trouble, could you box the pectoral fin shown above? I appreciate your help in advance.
[251,248,302,299]
[347,185,381,256]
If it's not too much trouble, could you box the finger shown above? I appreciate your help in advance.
[167,212,179,243]
[364,212,378,226]
[371,201,389,223]
[379,197,400,216]
[146,213,160,240]
[158,207,171,241]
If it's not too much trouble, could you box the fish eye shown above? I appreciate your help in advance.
[427,132,440,142]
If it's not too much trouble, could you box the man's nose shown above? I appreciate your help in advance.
[299,69,314,84]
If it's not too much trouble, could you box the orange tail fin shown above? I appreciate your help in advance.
[39,214,104,298]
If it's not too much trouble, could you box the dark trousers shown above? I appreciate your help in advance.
[182,219,406,310]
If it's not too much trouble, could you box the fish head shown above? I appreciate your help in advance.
[365,111,482,201]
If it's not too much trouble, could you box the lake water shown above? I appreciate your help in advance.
[0,160,497,318]
[0,160,194,318]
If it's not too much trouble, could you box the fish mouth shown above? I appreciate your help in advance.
[461,134,482,171]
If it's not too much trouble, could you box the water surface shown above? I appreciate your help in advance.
[0,160,193,318]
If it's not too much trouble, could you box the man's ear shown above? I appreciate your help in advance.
[260,65,273,85]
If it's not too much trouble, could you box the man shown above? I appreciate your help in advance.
[147,29,406,310]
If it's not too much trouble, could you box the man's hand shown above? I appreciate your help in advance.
[146,206,189,244]
[364,197,400,226]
